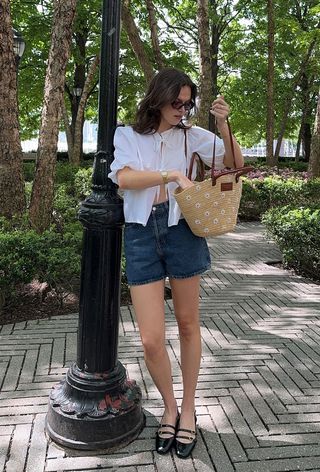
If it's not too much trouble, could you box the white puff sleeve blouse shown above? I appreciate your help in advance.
[108,125,225,226]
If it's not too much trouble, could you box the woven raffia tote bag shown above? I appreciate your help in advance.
[174,120,252,237]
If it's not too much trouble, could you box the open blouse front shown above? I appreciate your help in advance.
[108,125,225,226]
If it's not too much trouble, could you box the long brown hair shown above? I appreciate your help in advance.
[133,68,197,134]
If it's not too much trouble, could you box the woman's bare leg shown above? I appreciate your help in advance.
[170,275,201,439]
[130,280,178,426]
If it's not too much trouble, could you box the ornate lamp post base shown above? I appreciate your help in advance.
[46,362,145,450]
[45,0,145,451]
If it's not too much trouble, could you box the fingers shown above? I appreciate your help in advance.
[179,180,195,190]
[176,173,194,189]
[210,96,230,121]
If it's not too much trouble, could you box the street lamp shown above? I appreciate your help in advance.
[45,0,144,450]
[73,86,83,97]
[12,29,25,66]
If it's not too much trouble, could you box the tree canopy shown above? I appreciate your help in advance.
[10,0,320,147]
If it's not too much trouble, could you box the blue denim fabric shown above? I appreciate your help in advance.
[124,201,211,286]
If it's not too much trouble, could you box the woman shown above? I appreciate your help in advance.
[109,68,244,459]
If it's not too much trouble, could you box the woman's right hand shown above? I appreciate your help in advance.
[169,171,194,190]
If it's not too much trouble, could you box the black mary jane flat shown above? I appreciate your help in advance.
[155,412,180,455]
[175,414,197,459]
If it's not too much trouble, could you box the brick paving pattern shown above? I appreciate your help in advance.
[1,222,320,471]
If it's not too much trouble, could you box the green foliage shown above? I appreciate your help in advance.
[0,230,40,290]
[23,162,36,182]
[0,216,82,309]
[0,158,87,310]
[239,176,320,220]
[250,159,309,172]
[55,163,78,186]
[11,0,53,139]
[53,184,79,225]
[262,206,320,281]
[74,167,93,199]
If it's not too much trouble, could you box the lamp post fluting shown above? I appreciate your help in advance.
[45,0,144,450]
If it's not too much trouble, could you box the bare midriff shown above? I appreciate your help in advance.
[153,183,168,204]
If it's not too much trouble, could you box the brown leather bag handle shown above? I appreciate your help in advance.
[184,118,235,181]
[187,152,206,181]
[211,117,235,177]
[185,118,253,186]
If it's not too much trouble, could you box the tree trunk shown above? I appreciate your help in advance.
[302,122,312,161]
[308,88,320,177]
[296,74,314,161]
[29,0,77,232]
[61,99,74,158]
[146,0,165,69]
[274,38,317,160]
[63,54,99,166]
[69,29,87,162]
[197,0,212,130]
[266,0,275,166]
[0,0,26,218]
[295,126,302,161]
[72,55,99,165]
[210,2,220,133]
[121,0,154,84]
[211,25,219,99]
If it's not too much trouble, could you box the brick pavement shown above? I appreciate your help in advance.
[1,222,320,472]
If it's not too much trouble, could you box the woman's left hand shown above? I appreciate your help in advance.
[210,96,230,127]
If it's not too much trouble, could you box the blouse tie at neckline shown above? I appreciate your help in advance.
[153,132,176,153]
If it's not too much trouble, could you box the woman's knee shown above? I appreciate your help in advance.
[177,314,200,338]
[141,334,166,360]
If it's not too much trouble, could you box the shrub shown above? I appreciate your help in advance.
[55,163,78,186]
[246,166,310,180]
[0,223,83,310]
[36,228,82,306]
[23,162,36,182]
[262,206,320,281]
[250,158,308,172]
[74,167,93,199]
[239,176,320,221]
[0,230,40,292]
[53,184,80,228]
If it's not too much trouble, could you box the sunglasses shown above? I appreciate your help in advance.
[171,99,194,112]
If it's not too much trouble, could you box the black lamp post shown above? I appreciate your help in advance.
[45,0,144,450]
[12,28,25,67]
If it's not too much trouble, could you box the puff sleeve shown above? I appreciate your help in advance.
[188,126,225,170]
[108,126,141,184]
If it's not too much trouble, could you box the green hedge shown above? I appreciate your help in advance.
[239,177,320,221]
[262,206,320,281]
[0,223,83,307]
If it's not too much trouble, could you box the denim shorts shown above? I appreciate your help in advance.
[124,201,211,286]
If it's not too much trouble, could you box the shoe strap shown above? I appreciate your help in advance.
[159,423,176,430]
[176,434,196,441]
[177,427,196,435]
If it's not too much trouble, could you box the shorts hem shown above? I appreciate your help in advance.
[168,265,211,280]
[127,275,165,286]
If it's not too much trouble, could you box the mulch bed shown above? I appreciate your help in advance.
[0,280,172,326]
[0,279,134,325]
[0,280,81,325]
